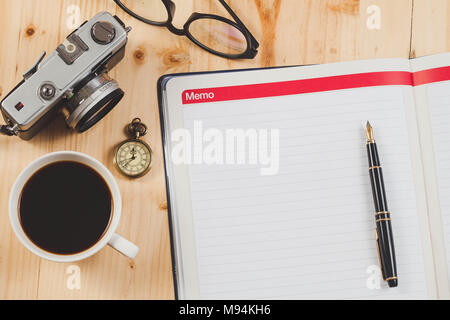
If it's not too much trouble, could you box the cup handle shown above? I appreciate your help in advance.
[108,233,139,259]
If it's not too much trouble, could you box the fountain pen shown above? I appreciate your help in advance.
[366,121,398,288]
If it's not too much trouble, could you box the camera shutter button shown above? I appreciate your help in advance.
[91,21,116,44]
[40,84,56,100]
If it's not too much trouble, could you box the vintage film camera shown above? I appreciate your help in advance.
[0,12,131,140]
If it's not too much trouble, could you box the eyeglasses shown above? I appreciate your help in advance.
[113,0,259,59]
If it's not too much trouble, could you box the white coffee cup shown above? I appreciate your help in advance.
[9,151,138,262]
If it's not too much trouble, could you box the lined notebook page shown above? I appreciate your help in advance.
[428,81,450,282]
[182,86,427,299]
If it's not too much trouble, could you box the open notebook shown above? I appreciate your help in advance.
[158,53,450,299]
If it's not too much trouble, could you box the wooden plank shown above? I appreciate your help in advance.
[411,0,450,58]
[0,0,414,299]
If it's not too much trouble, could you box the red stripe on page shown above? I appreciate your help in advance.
[413,66,450,86]
[182,71,413,104]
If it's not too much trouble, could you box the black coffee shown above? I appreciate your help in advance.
[19,161,112,255]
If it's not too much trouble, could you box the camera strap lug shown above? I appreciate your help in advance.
[0,123,18,136]
[23,51,46,80]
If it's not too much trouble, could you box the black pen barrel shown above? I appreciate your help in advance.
[367,142,380,168]
[376,216,398,287]
[367,142,398,288]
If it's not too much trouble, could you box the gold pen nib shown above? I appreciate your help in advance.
[366,121,375,143]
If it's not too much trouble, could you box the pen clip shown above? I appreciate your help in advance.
[375,228,386,281]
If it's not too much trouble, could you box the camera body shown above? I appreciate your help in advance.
[0,12,130,140]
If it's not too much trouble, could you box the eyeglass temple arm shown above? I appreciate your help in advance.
[219,0,259,48]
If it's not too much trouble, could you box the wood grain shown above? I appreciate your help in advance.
[0,0,444,299]
[411,0,450,58]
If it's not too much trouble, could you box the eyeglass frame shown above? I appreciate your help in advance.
[113,0,259,59]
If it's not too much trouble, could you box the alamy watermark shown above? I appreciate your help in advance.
[66,5,81,30]
[171,121,280,176]
[366,264,382,290]
[366,5,381,30]
[66,265,81,290]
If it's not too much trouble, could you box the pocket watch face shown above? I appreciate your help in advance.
[115,139,152,177]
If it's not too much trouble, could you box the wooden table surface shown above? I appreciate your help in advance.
[0,0,448,300]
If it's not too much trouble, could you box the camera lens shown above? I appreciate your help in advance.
[62,72,124,132]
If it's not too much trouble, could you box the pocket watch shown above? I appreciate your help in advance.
[114,118,152,178]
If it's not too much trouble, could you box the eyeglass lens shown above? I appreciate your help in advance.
[188,18,247,55]
[118,0,248,56]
